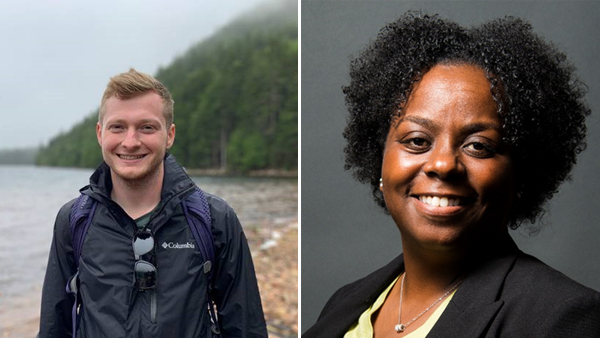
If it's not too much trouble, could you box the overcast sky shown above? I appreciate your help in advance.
[0,0,270,150]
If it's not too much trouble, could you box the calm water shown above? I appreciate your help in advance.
[0,165,297,333]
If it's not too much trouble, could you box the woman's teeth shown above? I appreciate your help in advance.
[419,196,461,207]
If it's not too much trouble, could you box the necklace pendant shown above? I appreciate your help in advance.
[395,324,406,333]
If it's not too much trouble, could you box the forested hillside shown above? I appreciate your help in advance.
[36,0,297,174]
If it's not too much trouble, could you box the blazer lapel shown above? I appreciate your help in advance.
[427,297,505,337]
[427,237,520,338]
[304,255,405,338]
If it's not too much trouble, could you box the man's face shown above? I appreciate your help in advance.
[96,92,175,185]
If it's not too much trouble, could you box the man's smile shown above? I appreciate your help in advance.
[117,154,147,160]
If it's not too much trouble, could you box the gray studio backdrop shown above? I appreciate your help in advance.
[301,0,600,333]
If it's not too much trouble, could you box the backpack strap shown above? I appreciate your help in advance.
[181,187,221,337]
[70,194,98,267]
[66,193,98,337]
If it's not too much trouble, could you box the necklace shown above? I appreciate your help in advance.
[394,273,463,333]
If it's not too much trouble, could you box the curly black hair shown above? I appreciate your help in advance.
[342,12,589,229]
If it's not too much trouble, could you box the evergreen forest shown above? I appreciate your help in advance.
[36,1,297,174]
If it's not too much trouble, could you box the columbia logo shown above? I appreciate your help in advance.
[161,242,195,249]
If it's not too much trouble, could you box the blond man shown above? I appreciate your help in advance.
[38,69,267,338]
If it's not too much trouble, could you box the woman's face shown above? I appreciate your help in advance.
[381,64,515,252]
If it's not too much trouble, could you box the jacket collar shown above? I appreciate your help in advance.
[83,153,196,227]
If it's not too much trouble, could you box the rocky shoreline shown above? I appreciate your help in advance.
[252,224,298,337]
[185,168,298,178]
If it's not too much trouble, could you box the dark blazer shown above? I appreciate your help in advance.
[303,239,600,337]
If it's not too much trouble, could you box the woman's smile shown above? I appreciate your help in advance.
[414,195,470,215]
[418,195,463,208]
[406,186,476,217]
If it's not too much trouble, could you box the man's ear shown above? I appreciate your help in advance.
[96,122,103,146]
[166,123,176,149]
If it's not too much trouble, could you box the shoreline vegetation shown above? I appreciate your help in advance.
[0,161,297,179]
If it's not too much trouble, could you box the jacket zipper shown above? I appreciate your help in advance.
[95,186,197,326]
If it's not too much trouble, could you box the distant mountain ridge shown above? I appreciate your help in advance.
[0,147,37,165]
[36,0,297,174]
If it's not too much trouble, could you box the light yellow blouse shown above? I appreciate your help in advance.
[344,276,456,338]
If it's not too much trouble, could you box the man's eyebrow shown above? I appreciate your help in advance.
[104,118,124,125]
[105,118,160,125]
[139,119,160,124]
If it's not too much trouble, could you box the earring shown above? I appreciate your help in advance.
[379,178,383,188]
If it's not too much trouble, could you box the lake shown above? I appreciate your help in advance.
[0,165,297,336]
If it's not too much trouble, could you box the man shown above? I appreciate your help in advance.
[38,69,267,337]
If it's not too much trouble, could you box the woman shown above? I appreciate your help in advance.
[303,13,600,338]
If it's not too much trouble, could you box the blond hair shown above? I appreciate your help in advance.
[98,68,174,126]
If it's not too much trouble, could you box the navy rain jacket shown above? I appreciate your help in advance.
[38,154,267,338]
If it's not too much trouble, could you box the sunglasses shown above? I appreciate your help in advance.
[133,229,157,290]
